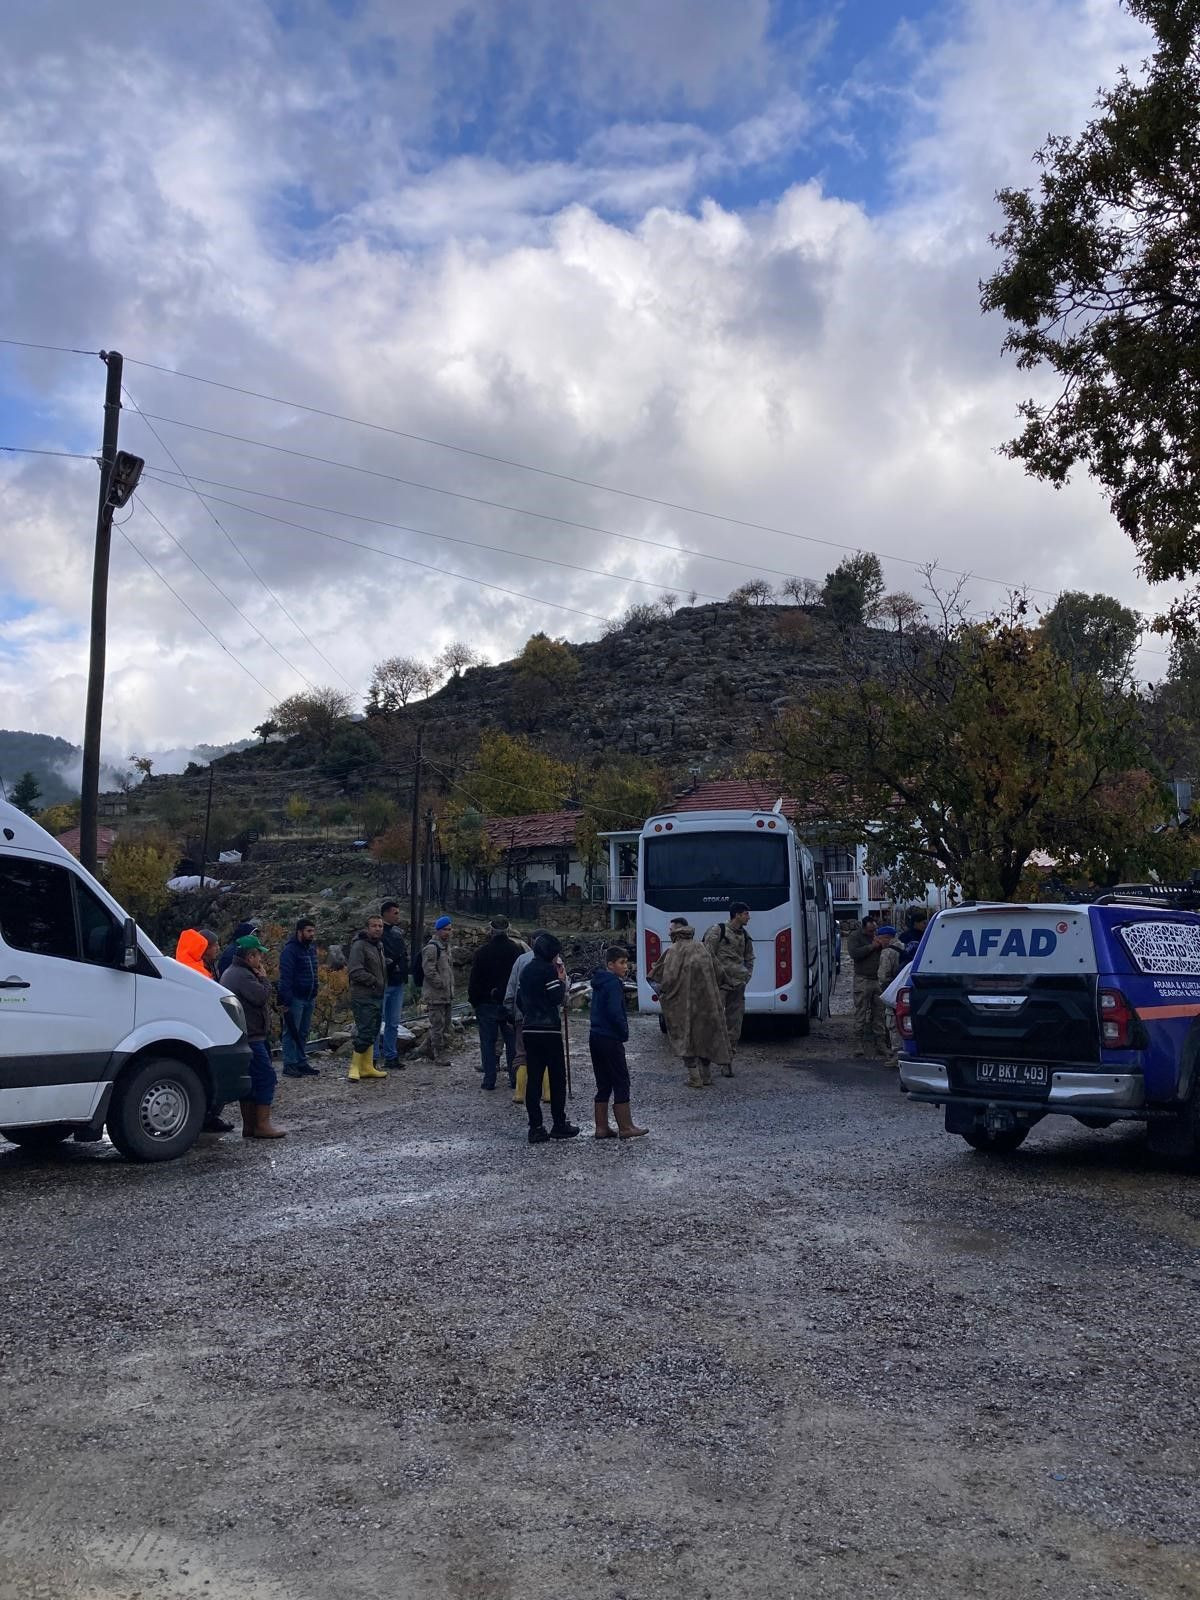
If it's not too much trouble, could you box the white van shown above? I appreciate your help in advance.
[0,799,251,1161]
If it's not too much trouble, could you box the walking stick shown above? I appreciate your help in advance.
[562,984,573,1101]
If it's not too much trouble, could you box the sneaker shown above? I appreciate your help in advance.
[550,1122,580,1140]
[296,1061,320,1077]
[528,1125,551,1145]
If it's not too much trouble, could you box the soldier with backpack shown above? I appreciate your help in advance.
[702,901,754,1072]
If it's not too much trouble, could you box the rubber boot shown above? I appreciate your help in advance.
[685,1062,702,1089]
[542,1069,551,1104]
[251,1103,287,1139]
[513,1062,527,1104]
[347,1049,361,1082]
[239,1099,257,1136]
[357,1051,388,1080]
[594,1102,617,1139]
[613,1102,648,1139]
[700,1061,714,1086]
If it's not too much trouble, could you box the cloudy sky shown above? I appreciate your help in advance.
[0,0,1163,758]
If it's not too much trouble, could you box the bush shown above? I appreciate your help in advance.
[105,841,174,922]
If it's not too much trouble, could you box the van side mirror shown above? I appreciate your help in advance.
[123,917,139,971]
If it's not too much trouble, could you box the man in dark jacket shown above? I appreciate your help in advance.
[376,899,410,1071]
[278,919,320,1078]
[468,916,522,1092]
[518,931,579,1144]
[347,914,389,1083]
[222,934,286,1139]
[589,945,647,1140]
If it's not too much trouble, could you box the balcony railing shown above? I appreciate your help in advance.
[827,872,891,905]
[606,875,638,905]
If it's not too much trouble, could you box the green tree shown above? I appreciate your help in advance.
[981,4,1200,634]
[358,790,399,839]
[104,840,173,921]
[10,771,41,815]
[468,732,570,816]
[575,760,668,881]
[270,688,354,749]
[36,800,80,835]
[517,633,580,688]
[320,725,381,782]
[774,603,1177,901]
[284,793,311,828]
[821,553,884,627]
[1041,591,1142,684]
[252,718,280,745]
[440,802,501,890]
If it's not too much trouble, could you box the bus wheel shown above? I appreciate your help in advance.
[961,1125,1029,1155]
[0,1123,73,1152]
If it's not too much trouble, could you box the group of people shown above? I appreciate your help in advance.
[846,911,927,1061]
[647,904,755,1087]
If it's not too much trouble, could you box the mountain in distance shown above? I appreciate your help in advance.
[0,729,253,810]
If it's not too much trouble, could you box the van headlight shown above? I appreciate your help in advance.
[220,994,247,1037]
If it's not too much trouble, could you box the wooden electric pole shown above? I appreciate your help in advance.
[79,351,124,873]
[408,724,423,952]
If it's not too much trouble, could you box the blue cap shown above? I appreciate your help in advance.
[876,924,897,937]
[434,916,452,930]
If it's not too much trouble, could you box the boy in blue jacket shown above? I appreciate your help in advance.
[589,945,648,1141]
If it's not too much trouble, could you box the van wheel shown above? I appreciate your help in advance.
[0,1123,73,1151]
[107,1057,204,1163]
[961,1126,1029,1155]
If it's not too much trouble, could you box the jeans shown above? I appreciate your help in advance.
[281,997,314,1067]
[247,1038,276,1106]
[477,1001,516,1088]
[589,1034,630,1103]
[525,1031,567,1130]
[376,984,406,1062]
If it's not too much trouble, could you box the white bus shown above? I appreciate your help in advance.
[636,808,836,1032]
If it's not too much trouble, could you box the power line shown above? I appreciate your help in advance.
[116,523,278,701]
[1,445,98,461]
[121,385,353,692]
[140,477,611,625]
[142,472,728,602]
[0,338,102,356]
[134,493,321,693]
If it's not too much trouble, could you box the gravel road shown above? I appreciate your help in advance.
[2,1011,1199,1600]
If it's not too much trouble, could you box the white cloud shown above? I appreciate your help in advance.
[0,0,1176,757]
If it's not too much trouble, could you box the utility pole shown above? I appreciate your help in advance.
[79,351,124,873]
[408,724,423,952]
[416,806,434,949]
[198,763,216,889]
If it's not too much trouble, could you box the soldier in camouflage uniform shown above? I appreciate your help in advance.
[702,901,754,1075]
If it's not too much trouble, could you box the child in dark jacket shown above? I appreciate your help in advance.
[589,946,648,1140]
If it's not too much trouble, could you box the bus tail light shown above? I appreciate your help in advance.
[895,986,913,1039]
[775,929,792,988]
[1099,988,1136,1048]
[645,929,662,977]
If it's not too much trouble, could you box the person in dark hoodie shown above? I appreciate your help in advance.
[589,945,647,1140]
[217,918,261,979]
[221,934,286,1139]
[517,931,579,1144]
[468,915,522,1092]
[278,919,320,1078]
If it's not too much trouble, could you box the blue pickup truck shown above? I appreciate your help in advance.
[896,897,1200,1159]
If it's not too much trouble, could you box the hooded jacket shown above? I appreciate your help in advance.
[518,932,566,1032]
[468,930,523,1008]
[218,921,260,979]
[278,934,320,1004]
[175,929,214,979]
[589,967,629,1042]
[649,924,731,1064]
[347,929,387,1000]
[381,921,409,987]
[702,921,754,992]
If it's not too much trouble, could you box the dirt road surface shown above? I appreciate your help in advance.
[2,1012,1199,1600]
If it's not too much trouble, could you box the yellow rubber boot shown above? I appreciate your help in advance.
[347,1049,362,1082]
[513,1062,527,1104]
[357,1050,388,1080]
[542,1069,551,1104]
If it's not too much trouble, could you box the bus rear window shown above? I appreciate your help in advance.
[643,832,789,911]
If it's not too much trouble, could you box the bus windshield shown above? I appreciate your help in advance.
[643,831,790,913]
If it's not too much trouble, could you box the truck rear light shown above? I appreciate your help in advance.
[645,929,661,973]
[775,928,792,987]
[896,986,913,1039]
[1099,988,1135,1048]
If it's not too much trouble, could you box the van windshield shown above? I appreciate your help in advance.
[643,832,789,913]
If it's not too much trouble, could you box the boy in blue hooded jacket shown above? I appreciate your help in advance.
[589,946,648,1140]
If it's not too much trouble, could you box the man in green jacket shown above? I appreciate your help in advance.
[422,916,455,1066]
[702,901,754,1073]
[846,914,887,1058]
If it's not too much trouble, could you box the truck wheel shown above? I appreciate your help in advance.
[0,1123,73,1151]
[107,1057,205,1163]
[961,1125,1029,1155]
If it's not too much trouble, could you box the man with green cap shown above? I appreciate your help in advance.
[221,933,287,1138]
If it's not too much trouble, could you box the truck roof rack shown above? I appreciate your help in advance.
[1094,884,1200,911]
